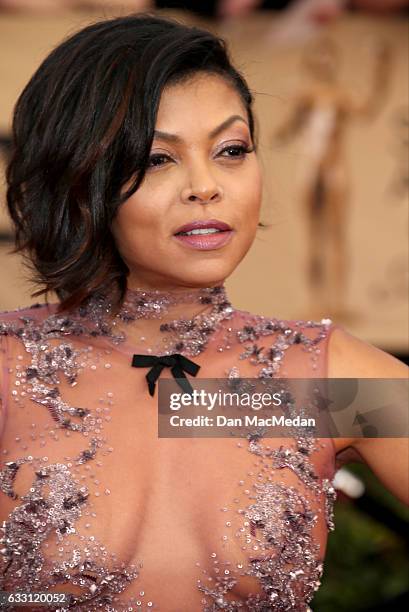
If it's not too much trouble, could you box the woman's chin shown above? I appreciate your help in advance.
[169,268,232,288]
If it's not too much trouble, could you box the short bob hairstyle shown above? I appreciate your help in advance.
[6,13,258,314]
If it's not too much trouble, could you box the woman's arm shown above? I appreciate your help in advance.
[328,328,409,506]
[0,334,4,440]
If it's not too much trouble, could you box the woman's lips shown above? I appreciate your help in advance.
[173,229,235,250]
[173,219,234,251]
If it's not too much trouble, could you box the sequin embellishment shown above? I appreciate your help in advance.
[0,285,337,610]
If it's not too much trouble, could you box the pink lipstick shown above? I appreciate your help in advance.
[173,219,234,251]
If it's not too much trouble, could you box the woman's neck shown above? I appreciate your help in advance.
[121,283,227,319]
[109,282,233,355]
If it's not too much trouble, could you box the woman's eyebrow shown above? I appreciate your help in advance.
[153,115,248,143]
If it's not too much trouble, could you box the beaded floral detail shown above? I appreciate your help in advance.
[195,434,337,611]
[0,285,337,610]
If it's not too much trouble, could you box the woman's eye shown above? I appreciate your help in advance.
[147,154,172,168]
[218,144,253,159]
[147,144,253,168]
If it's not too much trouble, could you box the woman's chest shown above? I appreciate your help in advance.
[1,390,335,611]
[0,338,336,610]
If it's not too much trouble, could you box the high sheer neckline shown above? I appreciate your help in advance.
[116,283,231,320]
[68,283,235,357]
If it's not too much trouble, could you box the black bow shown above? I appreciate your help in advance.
[131,353,200,397]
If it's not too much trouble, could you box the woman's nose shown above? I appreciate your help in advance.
[180,164,223,205]
[183,188,222,204]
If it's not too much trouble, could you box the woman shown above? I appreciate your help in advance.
[0,13,407,612]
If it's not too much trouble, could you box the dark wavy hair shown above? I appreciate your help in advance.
[6,13,259,314]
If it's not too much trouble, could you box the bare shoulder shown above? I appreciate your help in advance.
[327,326,408,379]
[326,327,409,505]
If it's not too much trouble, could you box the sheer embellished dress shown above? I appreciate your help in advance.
[0,284,340,611]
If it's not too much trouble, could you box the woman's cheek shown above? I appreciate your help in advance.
[239,194,261,225]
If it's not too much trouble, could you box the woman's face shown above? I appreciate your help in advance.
[111,72,262,290]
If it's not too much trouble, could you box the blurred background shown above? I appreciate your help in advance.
[0,1,408,610]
